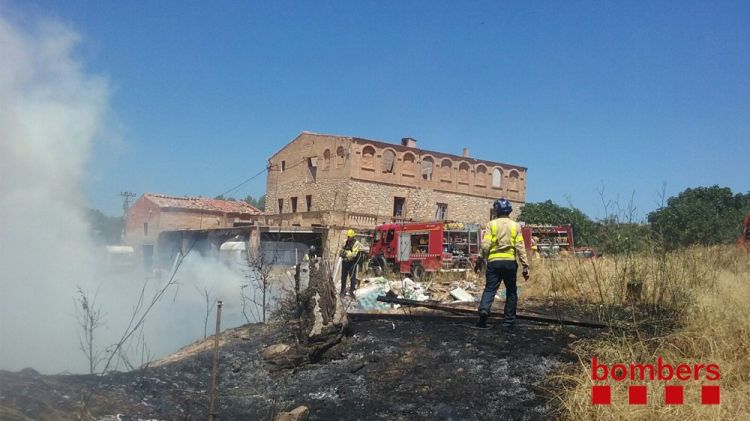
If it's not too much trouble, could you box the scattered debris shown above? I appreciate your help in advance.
[449,288,475,302]
[376,296,608,328]
[399,278,429,301]
[355,287,393,310]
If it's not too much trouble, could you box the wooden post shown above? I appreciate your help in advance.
[208,300,223,421]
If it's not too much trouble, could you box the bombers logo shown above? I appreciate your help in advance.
[590,357,721,405]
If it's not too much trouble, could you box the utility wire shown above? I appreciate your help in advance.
[216,158,307,199]
[216,167,269,198]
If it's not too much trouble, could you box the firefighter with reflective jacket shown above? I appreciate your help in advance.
[477,198,530,329]
[340,229,362,297]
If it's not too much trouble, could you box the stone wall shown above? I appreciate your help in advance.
[265,133,355,214]
[265,132,528,218]
[347,180,522,224]
[264,131,526,232]
[349,139,527,203]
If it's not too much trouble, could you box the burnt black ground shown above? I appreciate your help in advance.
[0,316,594,421]
[252,319,589,421]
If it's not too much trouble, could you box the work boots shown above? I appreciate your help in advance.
[476,310,489,329]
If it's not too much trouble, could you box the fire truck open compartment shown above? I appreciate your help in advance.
[369,221,482,280]
[442,223,481,269]
[522,224,575,258]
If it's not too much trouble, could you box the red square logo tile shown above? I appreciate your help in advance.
[628,385,647,405]
[592,385,611,405]
[665,385,684,405]
[702,385,720,405]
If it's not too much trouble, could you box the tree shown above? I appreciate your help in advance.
[243,194,266,210]
[648,186,750,249]
[519,200,596,246]
[214,195,237,201]
[241,248,276,323]
[86,209,123,245]
[75,286,105,374]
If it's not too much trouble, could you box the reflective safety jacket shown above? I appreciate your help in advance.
[481,217,529,267]
[341,238,362,262]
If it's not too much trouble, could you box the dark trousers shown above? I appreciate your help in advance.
[341,260,357,293]
[478,260,518,324]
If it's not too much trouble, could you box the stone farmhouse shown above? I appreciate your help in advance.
[261,132,527,260]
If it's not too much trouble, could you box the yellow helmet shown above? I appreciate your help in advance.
[346,229,356,238]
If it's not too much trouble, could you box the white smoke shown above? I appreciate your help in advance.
[92,253,282,373]
[0,14,110,373]
[0,13,277,374]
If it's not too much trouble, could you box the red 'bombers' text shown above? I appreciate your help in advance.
[592,357,720,382]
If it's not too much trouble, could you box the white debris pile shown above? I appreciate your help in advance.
[353,277,394,310]
[450,280,481,293]
[393,278,429,302]
[353,276,433,310]
[449,287,475,302]
[353,276,488,309]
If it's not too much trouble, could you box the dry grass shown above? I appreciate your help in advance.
[523,246,750,420]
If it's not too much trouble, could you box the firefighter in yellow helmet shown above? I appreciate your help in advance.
[476,198,529,329]
[339,229,363,297]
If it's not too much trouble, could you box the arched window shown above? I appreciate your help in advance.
[382,149,396,173]
[492,168,502,188]
[403,152,415,176]
[458,162,470,184]
[361,145,375,169]
[336,146,345,168]
[323,149,331,170]
[475,165,487,186]
[440,159,453,181]
[421,156,434,181]
[509,170,520,191]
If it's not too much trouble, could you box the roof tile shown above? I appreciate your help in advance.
[144,193,262,214]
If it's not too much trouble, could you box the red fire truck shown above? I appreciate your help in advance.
[738,212,750,250]
[368,221,482,280]
[521,224,575,258]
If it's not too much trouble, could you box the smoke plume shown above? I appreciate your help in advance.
[0,14,110,373]
[0,13,278,374]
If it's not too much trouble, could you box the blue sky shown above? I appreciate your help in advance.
[7,0,749,220]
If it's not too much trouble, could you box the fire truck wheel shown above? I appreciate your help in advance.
[411,264,425,281]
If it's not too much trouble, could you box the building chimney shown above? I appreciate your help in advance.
[462,148,469,157]
[401,137,417,148]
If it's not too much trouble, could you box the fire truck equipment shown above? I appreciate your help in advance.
[368,220,482,280]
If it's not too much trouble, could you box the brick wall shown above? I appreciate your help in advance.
[126,197,248,251]
[125,196,161,247]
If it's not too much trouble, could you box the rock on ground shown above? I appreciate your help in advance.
[274,405,310,421]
